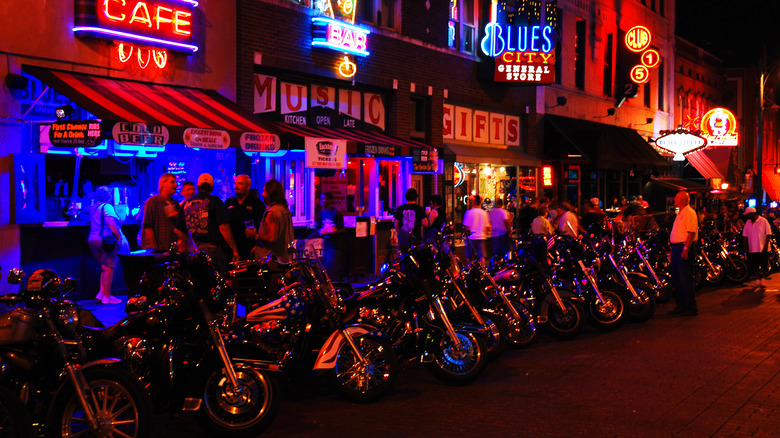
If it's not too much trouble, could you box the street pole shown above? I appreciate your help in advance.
[756,49,766,205]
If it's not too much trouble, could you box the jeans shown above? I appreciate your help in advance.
[490,234,511,261]
[670,243,697,311]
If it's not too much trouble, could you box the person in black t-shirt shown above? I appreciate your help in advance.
[225,175,265,260]
[423,194,446,244]
[394,188,428,248]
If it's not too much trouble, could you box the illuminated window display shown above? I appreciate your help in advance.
[452,163,534,226]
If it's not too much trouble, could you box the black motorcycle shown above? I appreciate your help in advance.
[87,251,280,437]
[491,235,586,341]
[349,243,489,385]
[233,253,399,402]
[0,268,153,438]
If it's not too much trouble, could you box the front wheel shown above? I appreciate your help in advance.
[587,289,627,330]
[625,281,656,323]
[652,273,674,303]
[195,365,281,437]
[725,258,749,283]
[330,336,398,403]
[46,367,153,438]
[704,260,725,285]
[545,298,584,341]
[503,300,537,348]
[0,386,33,438]
[427,331,488,385]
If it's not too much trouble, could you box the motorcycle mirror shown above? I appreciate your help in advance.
[7,268,25,285]
[61,277,78,295]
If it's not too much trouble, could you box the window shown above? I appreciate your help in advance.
[651,0,656,11]
[575,18,586,90]
[268,154,312,224]
[658,61,665,111]
[410,96,427,141]
[644,82,651,107]
[449,0,476,54]
[360,0,400,31]
[603,33,614,97]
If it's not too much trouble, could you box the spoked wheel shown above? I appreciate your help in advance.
[47,367,153,438]
[428,331,488,385]
[196,365,281,437]
[705,261,725,285]
[480,311,507,361]
[331,336,398,402]
[725,258,749,283]
[503,300,537,348]
[0,386,33,438]
[545,298,584,341]
[587,289,627,330]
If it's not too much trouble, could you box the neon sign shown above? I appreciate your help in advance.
[117,43,167,69]
[542,166,553,187]
[655,129,708,161]
[624,25,660,85]
[311,17,370,57]
[74,0,198,54]
[480,22,557,85]
[625,26,651,52]
[700,108,739,146]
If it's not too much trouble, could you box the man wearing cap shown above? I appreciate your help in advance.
[742,206,772,288]
[669,191,698,316]
[179,173,240,271]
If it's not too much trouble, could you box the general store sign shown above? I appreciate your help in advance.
[480,22,558,84]
[112,122,169,146]
[305,138,347,169]
[183,128,230,149]
[74,0,198,53]
[49,120,103,147]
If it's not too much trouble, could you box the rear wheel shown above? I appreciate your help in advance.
[725,258,749,283]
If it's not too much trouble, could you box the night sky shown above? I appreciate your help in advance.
[676,0,780,68]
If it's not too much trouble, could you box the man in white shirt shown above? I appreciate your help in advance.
[556,202,580,238]
[742,207,772,287]
[669,191,698,316]
[489,198,512,259]
[463,195,491,264]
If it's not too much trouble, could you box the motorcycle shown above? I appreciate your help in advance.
[699,221,749,284]
[491,235,586,341]
[0,382,35,438]
[232,251,399,403]
[0,268,153,438]
[87,251,280,437]
[348,243,489,385]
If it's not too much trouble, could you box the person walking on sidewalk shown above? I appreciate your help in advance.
[669,191,699,316]
[742,206,772,288]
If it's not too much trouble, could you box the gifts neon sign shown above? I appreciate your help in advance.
[311,17,370,57]
[74,0,198,54]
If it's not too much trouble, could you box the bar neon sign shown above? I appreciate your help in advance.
[74,0,198,54]
[311,17,370,57]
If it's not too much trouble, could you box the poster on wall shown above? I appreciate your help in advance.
[305,138,347,169]
[320,176,348,212]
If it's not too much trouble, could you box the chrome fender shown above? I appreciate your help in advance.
[312,324,379,371]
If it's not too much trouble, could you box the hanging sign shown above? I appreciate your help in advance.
[305,138,347,169]
[49,120,103,147]
[542,166,553,187]
[183,128,230,149]
[74,0,198,54]
[480,14,558,85]
[700,107,739,146]
[112,122,168,146]
[655,129,708,161]
[240,132,281,154]
[412,148,439,172]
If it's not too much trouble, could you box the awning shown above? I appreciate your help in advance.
[544,114,670,171]
[685,148,733,180]
[256,120,435,156]
[762,167,780,202]
[23,65,269,145]
[443,143,541,167]
[647,176,709,192]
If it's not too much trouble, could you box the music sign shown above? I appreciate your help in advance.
[49,120,103,147]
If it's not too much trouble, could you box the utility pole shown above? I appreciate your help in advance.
[756,48,766,204]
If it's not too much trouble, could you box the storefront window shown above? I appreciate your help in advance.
[379,160,401,217]
[452,162,534,227]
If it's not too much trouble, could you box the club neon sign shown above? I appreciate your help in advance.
[74,0,198,54]
[311,17,370,57]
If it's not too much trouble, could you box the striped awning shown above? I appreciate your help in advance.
[685,148,732,181]
[23,65,269,145]
[258,120,435,155]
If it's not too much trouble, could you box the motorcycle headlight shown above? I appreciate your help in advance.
[59,306,80,330]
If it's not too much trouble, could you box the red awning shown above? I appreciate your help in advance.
[257,120,435,155]
[685,148,733,180]
[762,166,780,202]
[23,65,269,144]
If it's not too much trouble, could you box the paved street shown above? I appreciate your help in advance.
[84,278,780,437]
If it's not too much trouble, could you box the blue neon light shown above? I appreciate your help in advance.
[747,198,757,208]
[311,41,370,57]
[311,16,371,57]
[73,26,199,53]
[480,23,554,57]
[311,17,371,35]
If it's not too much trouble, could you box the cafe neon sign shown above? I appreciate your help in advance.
[74,0,199,54]
[700,107,739,146]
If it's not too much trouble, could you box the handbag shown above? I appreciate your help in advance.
[99,204,118,252]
